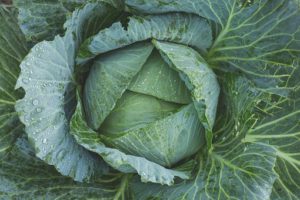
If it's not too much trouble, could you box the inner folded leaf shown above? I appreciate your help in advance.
[99,91,182,135]
[128,50,192,104]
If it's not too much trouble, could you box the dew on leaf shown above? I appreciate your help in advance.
[57,150,66,160]
[32,99,39,106]
[22,78,29,84]
[36,107,43,113]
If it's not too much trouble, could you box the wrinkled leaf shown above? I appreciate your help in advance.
[77,13,212,63]
[131,74,277,200]
[245,98,300,199]
[102,97,203,167]
[14,0,68,42]
[15,33,109,182]
[0,6,27,158]
[71,97,189,185]
[14,1,122,181]
[0,136,131,199]
[126,0,300,97]
[153,40,220,149]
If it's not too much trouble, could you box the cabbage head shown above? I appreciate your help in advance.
[0,0,300,199]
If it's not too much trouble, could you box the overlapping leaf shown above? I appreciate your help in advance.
[70,97,189,185]
[126,0,300,97]
[153,40,220,148]
[84,42,154,130]
[7,0,300,199]
[0,6,27,158]
[13,0,68,42]
[131,74,277,200]
[77,13,212,63]
[14,2,122,182]
[0,136,131,199]
[245,96,300,199]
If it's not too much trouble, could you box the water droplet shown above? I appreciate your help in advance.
[141,172,146,176]
[22,78,29,84]
[42,138,47,144]
[32,99,39,106]
[57,150,65,160]
[24,114,30,122]
[36,107,43,113]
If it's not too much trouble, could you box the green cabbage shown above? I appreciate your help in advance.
[0,0,300,199]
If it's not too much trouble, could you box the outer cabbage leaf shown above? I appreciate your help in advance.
[130,74,277,200]
[242,61,300,199]
[14,2,122,182]
[126,0,300,98]
[64,1,123,49]
[77,13,212,63]
[0,6,27,158]
[0,136,132,199]
[153,40,220,149]
[60,0,124,12]
[59,0,86,11]
[15,33,109,182]
[13,0,68,43]
[245,96,300,199]
[70,96,189,185]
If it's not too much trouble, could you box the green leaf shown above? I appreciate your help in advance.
[130,74,277,200]
[128,50,192,104]
[70,97,189,185]
[83,42,154,130]
[100,91,182,135]
[15,33,109,182]
[126,0,300,97]
[245,99,300,199]
[125,0,232,23]
[13,0,68,43]
[153,40,220,149]
[207,0,300,97]
[0,136,132,199]
[14,1,123,182]
[77,13,212,63]
[64,1,123,49]
[59,0,86,11]
[0,6,27,158]
[101,98,204,167]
